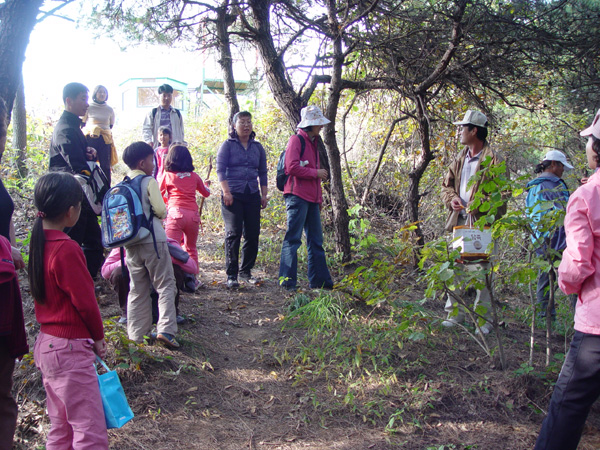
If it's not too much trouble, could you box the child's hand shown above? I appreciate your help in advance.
[94,339,107,359]
[11,246,25,270]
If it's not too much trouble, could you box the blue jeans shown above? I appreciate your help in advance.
[278,195,333,290]
[535,331,600,450]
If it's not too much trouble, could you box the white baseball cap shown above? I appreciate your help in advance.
[453,110,488,128]
[543,150,574,170]
[297,105,331,128]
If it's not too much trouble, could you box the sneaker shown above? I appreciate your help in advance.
[475,322,493,335]
[441,318,460,328]
[118,316,127,325]
[183,279,196,293]
[239,272,258,285]
[157,333,180,349]
[176,315,186,325]
[227,277,239,288]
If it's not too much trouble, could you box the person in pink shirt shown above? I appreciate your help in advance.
[28,172,108,449]
[153,126,172,187]
[535,109,600,450]
[160,144,210,269]
[278,105,333,291]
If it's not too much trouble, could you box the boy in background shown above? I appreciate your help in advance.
[142,84,184,148]
[121,142,179,348]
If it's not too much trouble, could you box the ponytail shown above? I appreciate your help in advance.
[534,160,552,174]
[28,172,83,303]
[28,216,46,301]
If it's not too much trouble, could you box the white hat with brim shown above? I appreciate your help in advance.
[453,110,488,128]
[542,150,574,170]
[297,105,331,128]
[580,109,600,140]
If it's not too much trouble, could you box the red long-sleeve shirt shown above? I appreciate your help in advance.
[283,129,323,204]
[34,230,104,340]
[160,171,210,211]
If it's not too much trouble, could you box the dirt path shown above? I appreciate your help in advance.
[13,241,392,449]
[12,238,600,450]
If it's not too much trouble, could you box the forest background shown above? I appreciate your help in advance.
[2,0,600,449]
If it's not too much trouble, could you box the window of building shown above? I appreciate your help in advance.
[137,87,184,109]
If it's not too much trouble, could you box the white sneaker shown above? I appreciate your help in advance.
[475,322,493,335]
[441,318,460,328]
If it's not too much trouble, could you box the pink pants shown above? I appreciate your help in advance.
[165,206,200,271]
[34,332,108,450]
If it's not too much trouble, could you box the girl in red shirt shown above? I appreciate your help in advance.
[28,172,108,449]
[160,144,210,270]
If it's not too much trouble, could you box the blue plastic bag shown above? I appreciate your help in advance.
[95,356,134,429]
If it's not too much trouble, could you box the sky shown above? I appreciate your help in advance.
[21,3,246,119]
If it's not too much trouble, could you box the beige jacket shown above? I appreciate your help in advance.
[441,142,507,232]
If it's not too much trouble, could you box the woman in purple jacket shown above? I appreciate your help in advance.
[217,111,268,288]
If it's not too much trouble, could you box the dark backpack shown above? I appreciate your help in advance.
[152,107,182,123]
[74,161,110,215]
[101,175,156,251]
[276,134,305,192]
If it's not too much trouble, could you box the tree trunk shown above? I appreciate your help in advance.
[407,94,436,247]
[215,0,240,123]
[322,4,351,262]
[13,72,27,180]
[0,0,43,129]
[246,0,303,128]
[246,0,349,259]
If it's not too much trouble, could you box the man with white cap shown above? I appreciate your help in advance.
[279,105,334,291]
[526,150,573,320]
[440,110,507,334]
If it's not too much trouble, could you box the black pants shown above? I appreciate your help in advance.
[86,134,112,186]
[66,200,104,279]
[535,331,600,450]
[221,191,261,278]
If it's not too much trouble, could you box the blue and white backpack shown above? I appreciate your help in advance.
[101,175,155,250]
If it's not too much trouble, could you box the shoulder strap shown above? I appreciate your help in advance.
[297,134,305,159]
[152,107,158,121]
[138,175,160,258]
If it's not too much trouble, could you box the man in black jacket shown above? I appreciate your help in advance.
[49,82,103,279]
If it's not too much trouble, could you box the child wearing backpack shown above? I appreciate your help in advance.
[153,126,172,187]
[28,172,108,449]
[101,238,198,324]
[121,141,180,348]
[160,144,210,270]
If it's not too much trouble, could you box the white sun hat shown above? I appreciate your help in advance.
[453,110,488,128]
[542,150,574,170]
[297,105,331,128]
